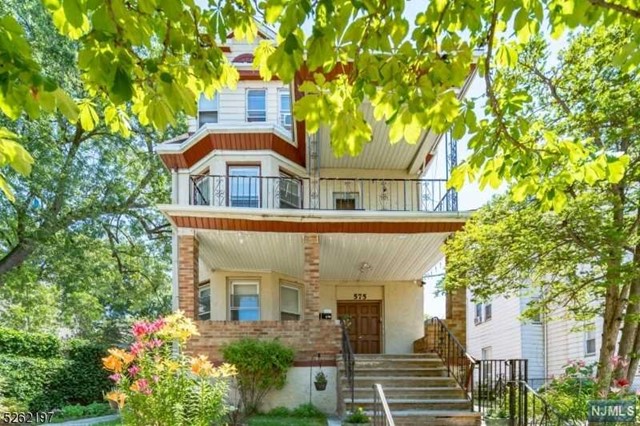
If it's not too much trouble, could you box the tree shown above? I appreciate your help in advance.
[444,26,640,396]
[1,0,640,204]
[0,0,172,339]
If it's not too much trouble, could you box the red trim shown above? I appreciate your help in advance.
[170,215,464,233]
[159,132,304,169]
[220,46,231,53]
[238,69,281,81]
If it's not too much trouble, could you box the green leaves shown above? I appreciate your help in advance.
[0,129,34,202]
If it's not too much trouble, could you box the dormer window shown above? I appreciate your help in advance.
[247,89,266,122]
[198,94,219,127]
[279,90,291,129]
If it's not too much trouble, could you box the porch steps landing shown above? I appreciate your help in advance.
[338,353,481,426]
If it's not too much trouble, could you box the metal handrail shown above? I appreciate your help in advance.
[340,320,355,412]
[422,317,475,409]
[372,384,395,426]
[513,380,571,426]
[188,174,455,212]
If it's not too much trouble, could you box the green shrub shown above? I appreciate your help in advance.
[0,327,61,358]
[291,403,325,418]
[0,343,111,411]
[344,407,369,424]
[53,402,113,421]
[265,406,291,417]
[61,339,111,406]
[222,339,295,415]
[0,354,68,411]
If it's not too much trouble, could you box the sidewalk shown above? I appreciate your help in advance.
[55,414,119,426]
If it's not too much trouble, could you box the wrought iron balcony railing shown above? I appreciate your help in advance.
[189,175,457,212]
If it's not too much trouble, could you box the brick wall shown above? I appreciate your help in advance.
[414,287,467,353]
[178,234,199,320]
[188,319,342,362]
[445,287,467,345]
[303,233,320,320]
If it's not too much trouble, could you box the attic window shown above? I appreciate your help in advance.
[233,53,254,63]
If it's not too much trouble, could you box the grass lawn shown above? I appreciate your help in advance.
[93,421,121,426]
[248,416,327,426]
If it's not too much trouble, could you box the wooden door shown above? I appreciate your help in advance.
[337,301,382,354]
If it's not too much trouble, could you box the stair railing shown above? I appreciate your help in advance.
[372,383,395,426]
[340,319,355,411]
[425,317,475,407]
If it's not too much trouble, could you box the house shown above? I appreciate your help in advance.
[155,26,478,421]
[467,293,640,389]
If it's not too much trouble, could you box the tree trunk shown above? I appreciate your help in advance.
[626,323,640,384]
[596,192,628,396]
[0,241,33,279]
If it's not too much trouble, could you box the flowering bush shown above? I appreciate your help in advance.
[542,358,639,422]
[541,360,597,422]
[103,312,236,426]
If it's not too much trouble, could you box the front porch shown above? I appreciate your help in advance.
[175,230,459,358]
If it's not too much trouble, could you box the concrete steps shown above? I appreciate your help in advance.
[339,353,481,426]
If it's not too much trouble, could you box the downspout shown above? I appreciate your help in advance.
[171,169,179,311]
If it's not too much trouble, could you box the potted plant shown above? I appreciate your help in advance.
[314,371,328,391]
[342,407,370,426]
[485,407,509,425]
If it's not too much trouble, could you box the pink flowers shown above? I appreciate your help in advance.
[132,318,166,339]
[130,341,145,356]
[146,338,164,349]
[108,373,122,382]
[128,365,140,376]
[614,377,630,388]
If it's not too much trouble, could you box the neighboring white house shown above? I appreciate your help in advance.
[465,292,639,388]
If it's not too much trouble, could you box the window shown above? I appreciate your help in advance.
[192,169,210,205]
[230,280,260,321]
[228,165,260,207]
[474,303,483,324]
[198,283,211,320]
[198,94,219,127]
[280,284,301,320]
[279,90,291,129]
[279,171,301,209]
[246,89,266,122]
[333,192,360,210]
[484,303,492,321]
[585,327,596,356]
[481,346,493,360]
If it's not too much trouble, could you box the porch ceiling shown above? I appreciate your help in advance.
[318,102,437,172]
[196,230,449,281]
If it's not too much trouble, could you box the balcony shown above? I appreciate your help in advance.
[189,175,457,212]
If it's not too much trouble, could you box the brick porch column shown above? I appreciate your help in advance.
[303,233,320,320]
[445,287,467,345]
[178,234,199,320]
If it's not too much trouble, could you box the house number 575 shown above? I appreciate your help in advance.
[353,293,367,300]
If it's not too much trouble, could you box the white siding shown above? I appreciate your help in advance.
[466,294,524,360]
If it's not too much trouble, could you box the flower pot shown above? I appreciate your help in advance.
[314,381,327,391]
[485,419,509,426]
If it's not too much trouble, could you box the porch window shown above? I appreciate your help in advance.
[246,89,266,122]
[279,171,302,209]
[228,165,260,207]
[192,168,210,206]
[279,90,291,129]
[230,280,260,321]
[198,283,211,320]
[280,284,301,320]
[333,192,360,210]
[585,326,596,356]
[198,94,219,127]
